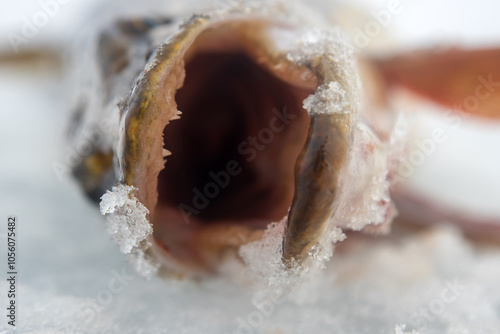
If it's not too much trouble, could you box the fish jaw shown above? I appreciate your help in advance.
[283,113,351,264]
[83,3,395,276]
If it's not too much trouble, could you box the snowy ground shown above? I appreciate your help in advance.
[1,1,500,333]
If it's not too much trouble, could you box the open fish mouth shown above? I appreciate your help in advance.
[120,15,356,273]
[153,49,313,266]
[72,4,395,276]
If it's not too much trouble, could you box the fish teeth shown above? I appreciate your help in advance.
[162,149,172,157]
[170,110,183,121]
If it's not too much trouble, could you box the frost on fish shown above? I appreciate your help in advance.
[303,81,350,115]
[100,184,159,278]
[335,122,397,232]
[287,26,361,117]
[238,220,347,299]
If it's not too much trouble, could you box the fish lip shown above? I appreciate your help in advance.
[117,13,359,273]
[282,112,352,265]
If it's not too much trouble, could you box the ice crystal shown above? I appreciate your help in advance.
[100,184,159,277]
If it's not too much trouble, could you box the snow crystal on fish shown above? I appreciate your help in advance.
[238,219,346,301]
[334,122,396,232]
[287,26,361,116]
[303,81,350,115]
[100,184,159,277]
